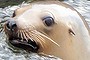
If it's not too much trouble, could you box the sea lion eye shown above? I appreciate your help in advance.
[42,16,54,26]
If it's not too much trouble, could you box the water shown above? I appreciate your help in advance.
[66,0,87,2]
[64,1,90,27]
[0,0,90,60]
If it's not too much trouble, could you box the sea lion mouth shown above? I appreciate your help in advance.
[4,20,39,52]
[9,37,39,52]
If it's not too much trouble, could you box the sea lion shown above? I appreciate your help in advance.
[4,1,90,60]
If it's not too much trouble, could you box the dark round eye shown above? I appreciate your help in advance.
[42,16,54,26]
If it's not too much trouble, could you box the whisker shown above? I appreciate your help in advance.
[31,33,45,49]
[26,29,34,41]
[34,34,46,44]
[20,30,23,41]
[34,34,47,49]
[24,30,30,39]
[22,30,28,41]
[26,29,43,45]
[17,30,20,38]
[32,30,60,47]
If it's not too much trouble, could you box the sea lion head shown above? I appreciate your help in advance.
[4,2,76,52]
[4,1,88,59]
[4,2,64,52]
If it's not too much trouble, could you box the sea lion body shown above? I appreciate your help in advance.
[4,1,90,60]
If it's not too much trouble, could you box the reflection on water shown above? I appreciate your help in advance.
[0,0,90,60]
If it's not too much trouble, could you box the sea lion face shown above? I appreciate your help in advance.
[5,3,76,52]
[5,4,63,52]
[4,1,90,60]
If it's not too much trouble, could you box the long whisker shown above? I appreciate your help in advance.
[17,30,20,38]
[32,30,60,47]
[34,34,47,49]
[25,29,45,48]
[34,33,46,44]
[24,30,30,40]
[23,24,35,41]
[26,29,35,41]
[27,28,46,44]
[22,30,28,41]
[31,33,45,49]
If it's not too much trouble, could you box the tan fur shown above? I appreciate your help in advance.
[14,5,32,17]
[5,1,90,60]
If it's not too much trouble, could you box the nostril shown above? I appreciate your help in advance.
[11,23,17,29]
[6,20,17,31]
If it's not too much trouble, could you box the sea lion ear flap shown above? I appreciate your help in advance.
[67,23,75,36]
[69,29,75,36]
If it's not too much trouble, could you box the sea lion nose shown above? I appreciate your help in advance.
[6,20,17,31]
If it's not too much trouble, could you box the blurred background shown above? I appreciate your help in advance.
[0,0,89,7]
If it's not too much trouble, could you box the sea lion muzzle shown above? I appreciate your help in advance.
[5,20,39,52]
[6,20,17,32]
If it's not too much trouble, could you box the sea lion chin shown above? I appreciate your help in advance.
[4,1,90,60]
